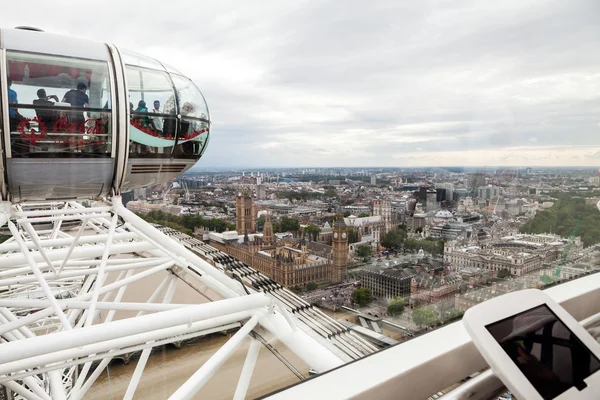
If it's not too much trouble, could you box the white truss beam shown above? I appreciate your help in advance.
[0,294,272,368]
[0,197,353,399]
[84,212,118,328]
[171,313,264,400]
[6,221,72,330]
[123,275,178,400]
[233,337,262,400]
[48,370,66,400]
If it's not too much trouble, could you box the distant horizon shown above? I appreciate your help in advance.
[190,164,600,171]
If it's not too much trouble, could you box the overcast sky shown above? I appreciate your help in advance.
[3,0,600,167]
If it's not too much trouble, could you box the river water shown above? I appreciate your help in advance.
[87,270,308,399]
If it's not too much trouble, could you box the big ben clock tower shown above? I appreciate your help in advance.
[332,215,349,283]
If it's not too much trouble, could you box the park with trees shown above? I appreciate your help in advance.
[520,196,600,247]
[138,210,236,237]
[380,225,444,256]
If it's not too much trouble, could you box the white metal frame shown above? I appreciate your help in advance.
[0,196,346,399]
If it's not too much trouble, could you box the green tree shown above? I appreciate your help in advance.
[280,216,300,233]
[358,212,370,218]
[343,211,352,217]
[351,288,373,307]
[381,228,405,249]
[356,245,372,259]
[412,307,440,328]
[348,227,358,244]
[272,221,281,233]
[497,268,510,279]
[305,224,321,241]
[381,231,397,249]
[387,296,405,317]
[443,308,464,321]
[520,197,600,247]
[404,237,444,256]
[256,216,266,231]
[306,282,318,291]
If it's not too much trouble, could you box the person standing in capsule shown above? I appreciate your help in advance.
[62,82,89,126]
[61,82,89,152]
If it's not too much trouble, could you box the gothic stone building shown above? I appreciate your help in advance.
[236,189,255,234]
[212,196,349,287]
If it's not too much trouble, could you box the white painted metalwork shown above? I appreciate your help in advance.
[0,196,357,399]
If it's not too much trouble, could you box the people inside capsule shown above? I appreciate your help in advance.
[151,100,163,134]
[7,77,32,154]
[7,77,28,131]
[7,78,18,118]
[62,82,89,129]
[132,100,156,154]
[33,89,60,131]
[176,102,202,155]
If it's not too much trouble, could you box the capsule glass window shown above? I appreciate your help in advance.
[5,51,113,157]
[126,66,178,158]
[171,73,210,159]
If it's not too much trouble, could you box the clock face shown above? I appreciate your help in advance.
[342,232,347,239]
[334,232,338,239]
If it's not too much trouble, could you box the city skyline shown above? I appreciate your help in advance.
[2,1,599,167]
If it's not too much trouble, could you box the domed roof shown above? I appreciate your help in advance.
[434,210,453,219]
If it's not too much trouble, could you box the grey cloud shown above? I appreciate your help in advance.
[1,0,599,166]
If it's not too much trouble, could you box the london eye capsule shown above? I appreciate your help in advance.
[0,27,210,202]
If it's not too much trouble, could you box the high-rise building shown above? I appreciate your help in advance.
[370,175,377,185]
[477,185,500,200]
[435,183,454,202]
[454,188,468,200]
[468,173,486,194]
[236,189,255,233]
[426,190,439,212]
[435,188,447,202]
[332,216,349,283]
[256,184,267,200]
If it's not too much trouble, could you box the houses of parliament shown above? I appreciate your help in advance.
[206,190,349,287]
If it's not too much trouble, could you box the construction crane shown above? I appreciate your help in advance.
[163,181,180,204]
[554,220,582,279]
[543,221,582,285]
[492,193,501,215]
[182,181,191,202]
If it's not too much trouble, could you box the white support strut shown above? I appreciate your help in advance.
[0,198,358,400]
[233,337,262,400]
